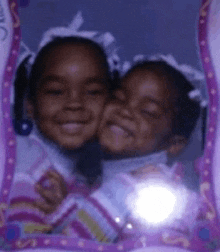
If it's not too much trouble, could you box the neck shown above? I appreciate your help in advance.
[102,149,165,161]
[102,150,168,179]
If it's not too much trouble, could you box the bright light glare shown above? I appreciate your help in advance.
[133,184,177,225]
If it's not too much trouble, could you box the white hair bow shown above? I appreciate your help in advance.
[120,53,207,108]
[18,11,119,72]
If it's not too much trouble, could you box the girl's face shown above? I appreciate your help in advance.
[28,44,109,150]
[98,69,177,156]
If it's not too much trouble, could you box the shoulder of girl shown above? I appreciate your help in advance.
[16,135,52,178]
[16,136,43,169]
[17,135,45,155]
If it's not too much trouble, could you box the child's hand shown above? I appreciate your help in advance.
[34,171,68,214]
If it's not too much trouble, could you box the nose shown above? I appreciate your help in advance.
[64,90,83,110]
[113,89,134,120]
[115,99,134,120]
[118,103,133,120]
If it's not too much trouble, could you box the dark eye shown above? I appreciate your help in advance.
[86,89,105,96]
[46,89,63,95]
[141,110,160,119]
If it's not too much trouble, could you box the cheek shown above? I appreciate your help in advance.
[137,119,165,148]
[35,98,58,119]
[141,127,156,147]
[139,118,155,137]
[86,97,107,119]
[141,119,172,148]
[99,104,119,129]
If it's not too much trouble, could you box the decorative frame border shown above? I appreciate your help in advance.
[0,0,20,242]
[0,0,219,251]
[196,0,220,250]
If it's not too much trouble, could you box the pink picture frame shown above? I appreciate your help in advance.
[0,0,220,251]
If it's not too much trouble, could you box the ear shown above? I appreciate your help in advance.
[25,99,34,119]
[167,135,188,156]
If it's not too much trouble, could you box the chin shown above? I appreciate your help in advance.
[99,135,131,155]
[58,140,85,151]
[101,143,129,156]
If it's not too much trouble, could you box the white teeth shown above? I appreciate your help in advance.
[61,123,83,133]
[109,125,129,137]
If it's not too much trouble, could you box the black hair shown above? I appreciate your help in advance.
[13,55,31,121]
[28,36,111,102]
[124,60,201,139]
[76,141,102,186]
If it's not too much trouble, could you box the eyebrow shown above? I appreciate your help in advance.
[39,75,107,86]
[39,75,67,85]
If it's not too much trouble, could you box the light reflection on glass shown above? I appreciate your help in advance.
[127,178,188,228]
